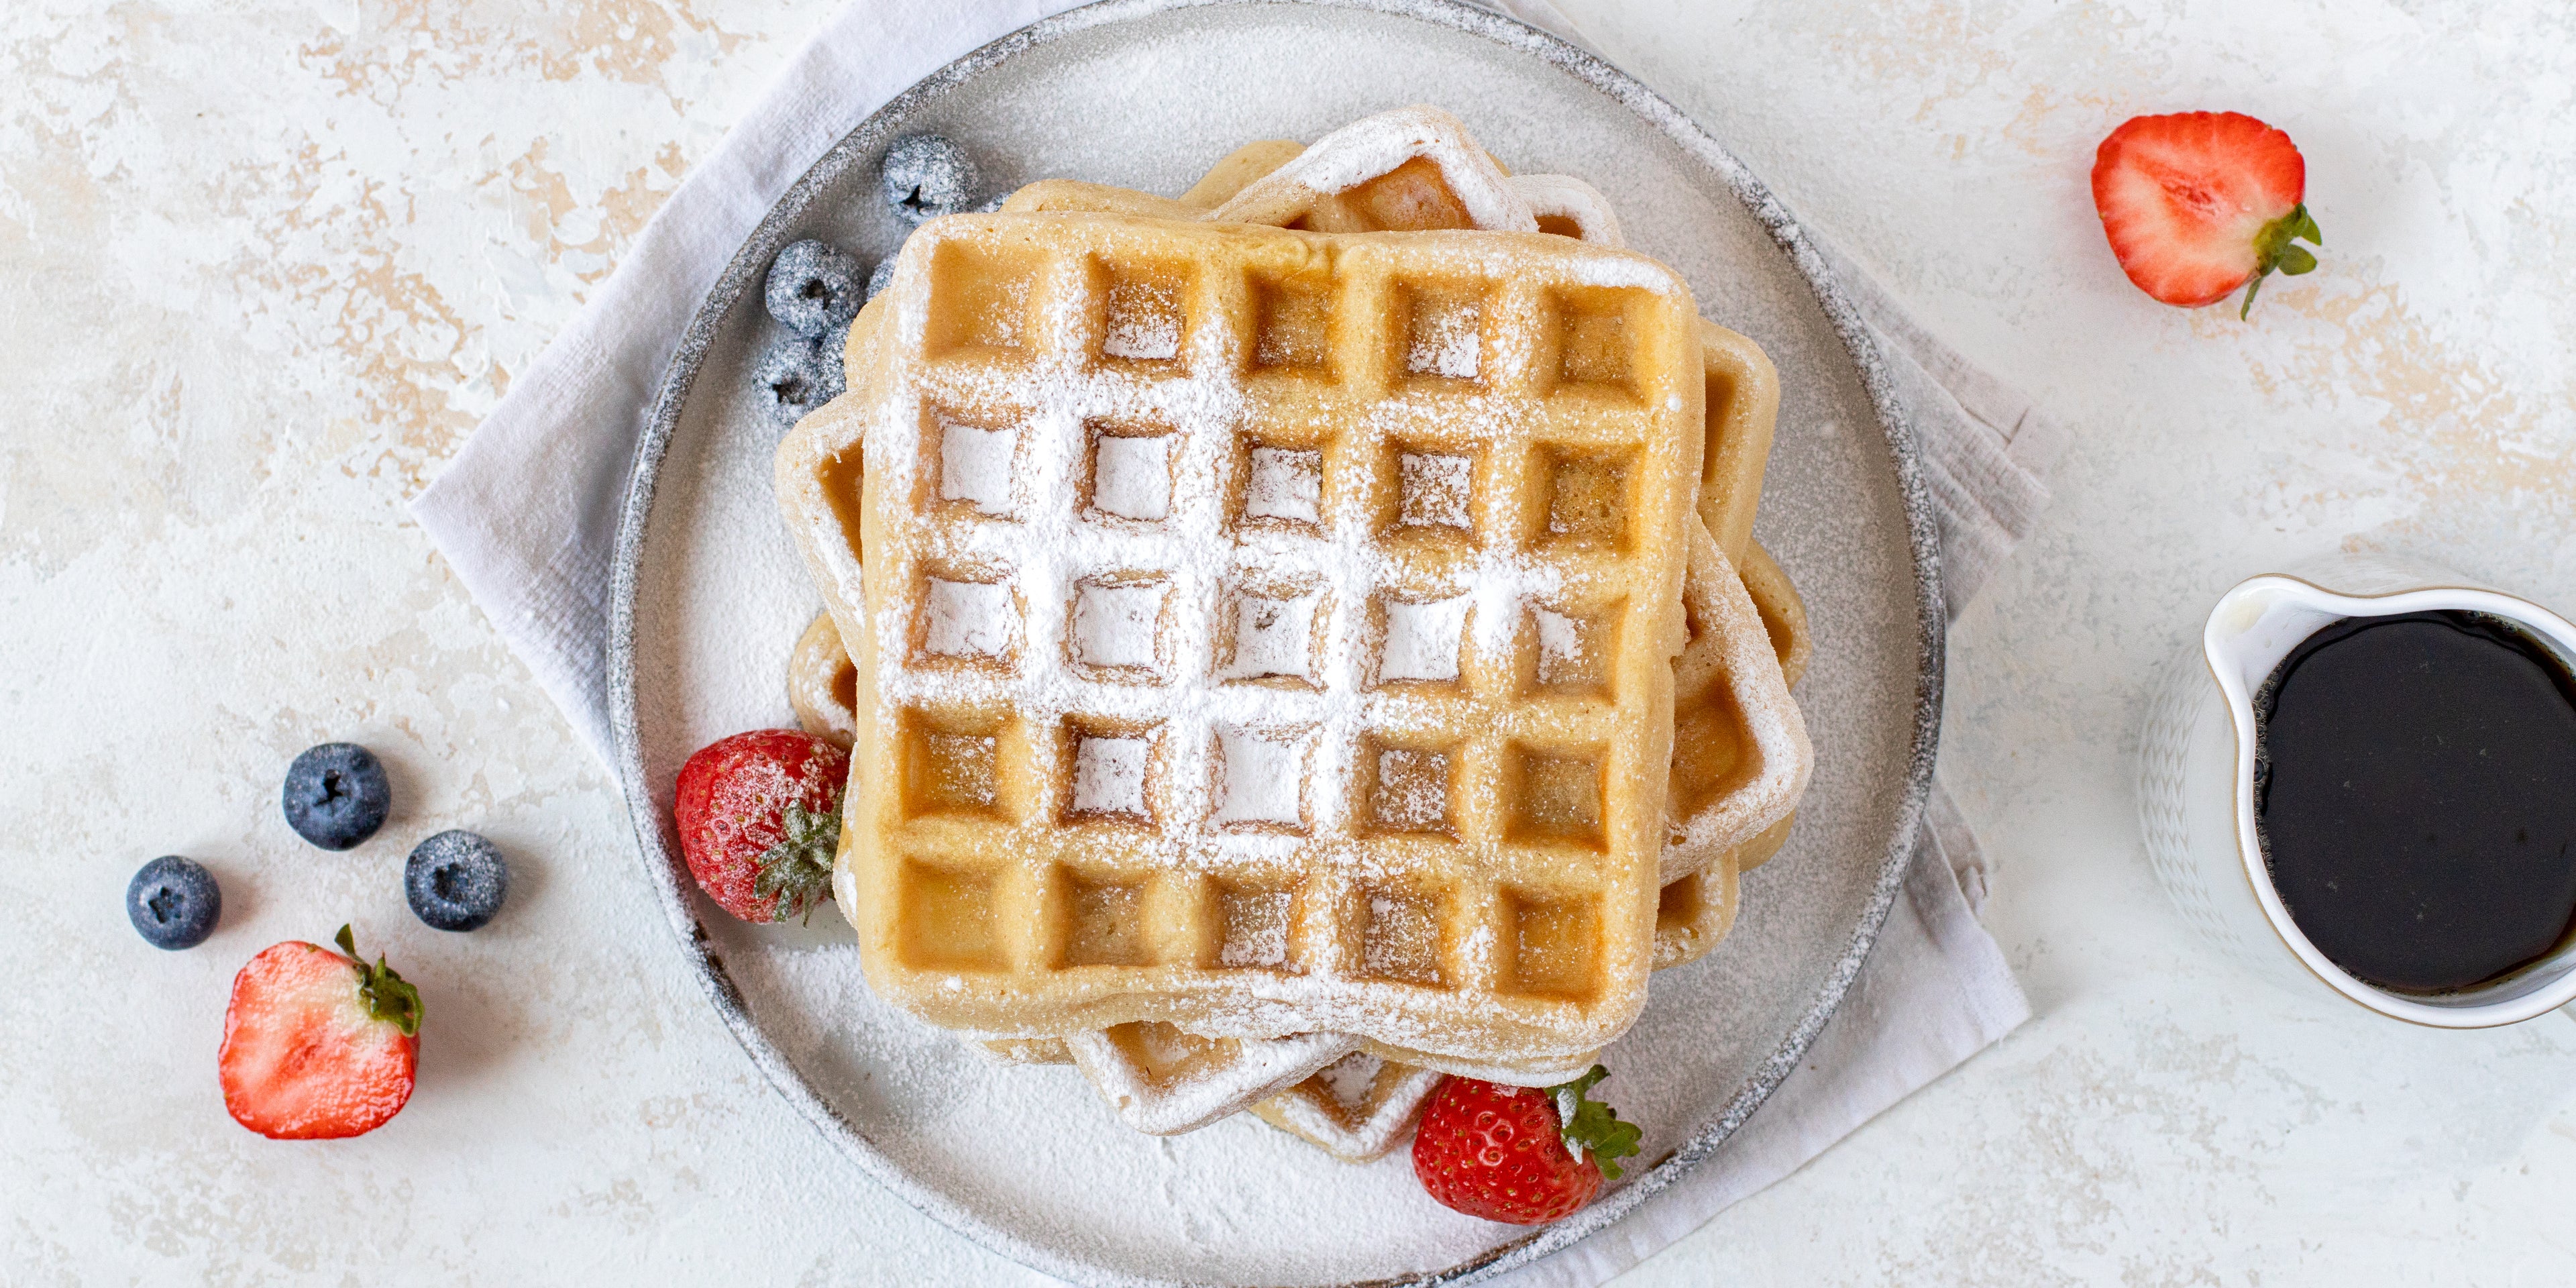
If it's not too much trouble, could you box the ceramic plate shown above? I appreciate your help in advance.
[608,2,1939,1283]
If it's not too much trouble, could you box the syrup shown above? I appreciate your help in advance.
[2254,610,2576,994]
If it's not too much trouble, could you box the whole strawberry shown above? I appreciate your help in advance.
[2092,111,2322,319]
[218,925,421,1140]
[1413,1065,1642,1225]
[674,728,850,923]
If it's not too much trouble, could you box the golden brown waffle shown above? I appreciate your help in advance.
[1660,520,1807,882]
[975,1035,1073,1065]
[1740,537,1811,690]
[790,521,1805,890]
[1179,140,1309,209]
[986,127,1806,880]
[788,612,858,749]
[1249,1050,1446,1162]
[777,211,1709,1064]
[1202,106,1533,234]
[1065,1024,1357,1134]
[814,292,1803,912]
[778,111,1813,1141]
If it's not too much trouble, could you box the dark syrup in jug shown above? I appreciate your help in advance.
[2254,610,2576,994]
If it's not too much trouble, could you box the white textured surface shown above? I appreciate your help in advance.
[4,3,2575,1286]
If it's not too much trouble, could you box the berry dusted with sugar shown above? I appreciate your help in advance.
[753,333,841,431]
[864,253,900,303]
[674,729,849,924]
[972,191,1011,213]
[405,830,511,932]
[127,855,221,950]
[219,925,421,1140]
[880,133,980,224]
[282,743,391,851]
[763,238,867,337]
[1412,1066,1642,1225]
[818,315,854,394]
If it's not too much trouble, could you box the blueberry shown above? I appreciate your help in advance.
[864,253,900,303]
[282,743,390,851]
[405,830,511,932]
[127,855,221,949]
[972,190,1011,214]
[753,331,843,431]
[763,239,866,337]
[880,134,980,224]
[818,315,854,386]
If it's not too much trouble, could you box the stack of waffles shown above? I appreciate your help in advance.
[774,107,1813,1162]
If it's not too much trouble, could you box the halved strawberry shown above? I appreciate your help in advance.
[2092,111,2322,318]
[674,729,850,923]
[218,926,421,1140]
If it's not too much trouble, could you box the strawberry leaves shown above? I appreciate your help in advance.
[2241,203,2324,319]
[1546,1065,1642,1181]
[333,924,423,1036]
[753,798,841,924]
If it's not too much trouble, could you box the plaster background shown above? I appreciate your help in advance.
[3,1,2572,1283]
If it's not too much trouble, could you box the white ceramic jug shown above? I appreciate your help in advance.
[2137,551,2576,1026]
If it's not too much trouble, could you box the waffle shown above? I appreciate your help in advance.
[1740,536,1811,691]
[790,520,1805,887]
[989,127,1806,878]
[1249,1049,1446,1162]
[776,211,1709,1065]
[1180,140,1309,209]
[776,113,1813,1144]
[1203,105,1534,234]
[1659,517,1807,881]
[1065,1023,1357,1134]
[788,612,858,749]
[793,506,1801,892]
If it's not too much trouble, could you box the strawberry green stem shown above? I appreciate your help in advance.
[755,800,842,924]
[334,924,423,1036]
[2240,203,2324,321]
[1543,1064,1644,1180]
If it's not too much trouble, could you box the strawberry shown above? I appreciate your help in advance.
[218,926,422,1140]
[2091,111,2322,319]
[674,729,851,923]
[1412,1065,1643,1225]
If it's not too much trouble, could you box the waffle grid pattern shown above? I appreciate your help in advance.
[819,215,1703,1058]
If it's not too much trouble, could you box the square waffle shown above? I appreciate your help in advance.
[777,210,1707,1064]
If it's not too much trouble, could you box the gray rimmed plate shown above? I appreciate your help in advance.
[607,2,1940,1284]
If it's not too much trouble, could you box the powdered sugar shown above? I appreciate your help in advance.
[1071,580,1166,671]
[924,578,1014,657]
[940,419,1018,516]
[1243,446,1322,525]
[1317,1051,1384,1109]
[1213,724,1311,827]
[1071,734,1151,815]
[1208,104,1538,234]
[1397,452,1472,529]
[1103,280,1183,360]
[1534,606,1585,676]
[1405,303,1481,380]
[1218,889,1293,967]
[1091,433,1174,520]
[1065,1027,1358,1135]
[1379,594,1469,683]
[1225,588,1320,682]
[1511,173,1626,247]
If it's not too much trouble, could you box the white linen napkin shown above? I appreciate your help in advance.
[411,2,2043,1283]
